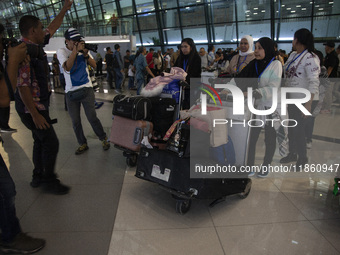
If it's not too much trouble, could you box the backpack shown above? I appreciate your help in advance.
[113,53,120,68]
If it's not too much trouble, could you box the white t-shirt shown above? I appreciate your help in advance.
[57,46,93,93]
[164,54,171,69]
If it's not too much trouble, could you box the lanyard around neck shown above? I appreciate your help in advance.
[183,59,188,71]
[255,57,275,79]
[236,55,248,73]
[285,49,306,71]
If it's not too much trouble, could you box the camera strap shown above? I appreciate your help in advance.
[0,64,15,101]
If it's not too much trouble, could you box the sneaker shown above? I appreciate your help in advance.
[306,141,312,149]
[102,137,110,151]
[0,232,45,254]
[42,179,70,195]
[75,144,89,155]
[248,171,256,177]
[0,127,17,133]
[114,89,122,94]
[30,174,42,188]
[258,167,269,178]
[295,157,308,171]
[280,153,297,164]
[94,102,104,109]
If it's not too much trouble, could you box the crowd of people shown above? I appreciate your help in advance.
[1,1,340,251]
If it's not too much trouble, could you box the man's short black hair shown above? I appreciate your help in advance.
[114,44,120,50]
[106,47,111,51]
[150,48,154,52]
[19,15,40,37]
[126,50,130,53]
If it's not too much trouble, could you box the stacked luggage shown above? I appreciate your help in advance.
[110,95,177,166]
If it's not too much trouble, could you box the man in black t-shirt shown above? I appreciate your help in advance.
[105,47,115,89]
[122,50,130,88]
[324,41,339,78]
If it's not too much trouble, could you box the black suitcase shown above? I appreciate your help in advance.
[149,97,176,138]
[112,95,152,120]
[135,147,251,200]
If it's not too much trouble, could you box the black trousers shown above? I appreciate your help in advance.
[287,104,307,159]
[247,122,277,166]
[0,106,10,130]
[17,110,59,181]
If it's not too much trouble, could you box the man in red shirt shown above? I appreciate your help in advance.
[146,48,155,82]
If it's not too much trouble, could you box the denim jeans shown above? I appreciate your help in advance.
[136,78,145,95]
[128,76,135,89]
[0,155,21,243]
[66,87,107,145]
[18,110,59,181]
[114,68,123,90]
[287,105,307,159]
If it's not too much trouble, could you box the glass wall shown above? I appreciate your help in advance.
[0,0,339,53]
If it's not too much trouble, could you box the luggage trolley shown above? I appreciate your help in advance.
[110,81,188,167]
[135,82,253,214]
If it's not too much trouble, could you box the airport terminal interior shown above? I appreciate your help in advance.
[1,0,340,254]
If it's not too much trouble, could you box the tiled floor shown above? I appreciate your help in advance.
[1,79,340,255]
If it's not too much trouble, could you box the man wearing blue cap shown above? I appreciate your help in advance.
[57,28,110,155]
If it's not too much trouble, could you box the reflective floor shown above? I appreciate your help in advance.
[1,79,339,255]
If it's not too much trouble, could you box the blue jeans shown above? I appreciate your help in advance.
[66,87,107,145]
[128,76,135,89]
[0,155,21,243]
[18,110,59,181]
[114,68,123,90]
[136,78,145,95]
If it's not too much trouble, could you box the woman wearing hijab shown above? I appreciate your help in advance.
[225,35,255,76]
[223,37,282,177]
[279,28,320,170]
[174,38,201,109]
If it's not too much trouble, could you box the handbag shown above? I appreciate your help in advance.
[67,87,89,101]
[166,120,190,157]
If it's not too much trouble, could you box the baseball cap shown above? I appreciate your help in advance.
[323,41,335,48]
[64,28,83,41]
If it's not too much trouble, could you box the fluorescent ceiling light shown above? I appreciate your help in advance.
[85,40,130,43]
[296,5,301,7]
[254,7,258,10]
[261,10,265,12]
[254,12,258,15]
[281,5,285,7]
[279,37,293,40]
[287,7,291,10]
[195,40,208,43]
[319,8,323,10]
[291,10,296,13]
[302,8,307,10]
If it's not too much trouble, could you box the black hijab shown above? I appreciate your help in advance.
[236,37,276,90]
[237,37,276,79]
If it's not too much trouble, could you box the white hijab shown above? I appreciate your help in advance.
[239,35,254,56]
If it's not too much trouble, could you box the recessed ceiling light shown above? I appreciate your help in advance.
[261,10,265,12]
[254,7,258,10]
[329,2,334,4]
[319,8,323,10]
[281,4,285,7]
[254,12,258,15]
[296,5,301,7]
[315,5,320,7]
[302,8,307,10]
[291,10,296,13]
[287,7,291,10]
